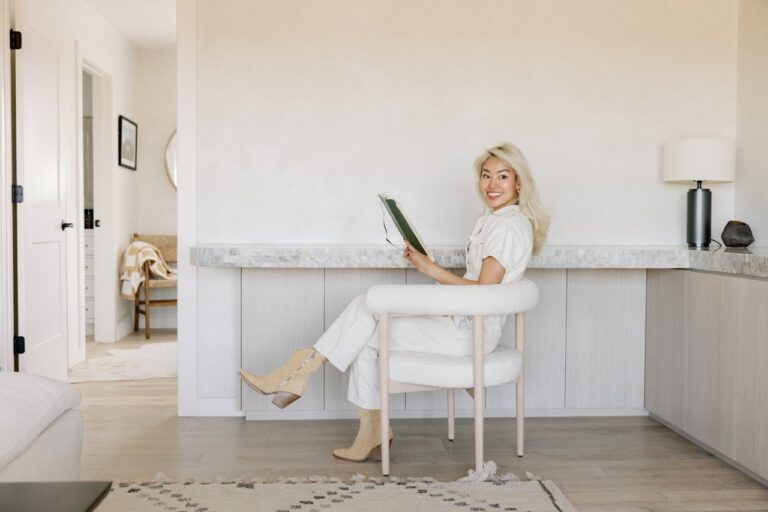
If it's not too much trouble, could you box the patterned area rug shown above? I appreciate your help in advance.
[68,342,177,382]
[99,476,576,512]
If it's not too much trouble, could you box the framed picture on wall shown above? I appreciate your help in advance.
[118,115,138,170]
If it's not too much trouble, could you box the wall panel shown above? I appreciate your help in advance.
[566,270,646,409]
[487,269,567,411]
[241,269,325,412]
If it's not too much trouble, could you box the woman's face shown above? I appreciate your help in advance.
[479,156,519,211]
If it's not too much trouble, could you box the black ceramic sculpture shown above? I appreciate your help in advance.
[721,220,754,248]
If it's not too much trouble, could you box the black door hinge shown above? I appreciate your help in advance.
[13,336,25,355]
[11,184,23,203]
[10,30,22,50]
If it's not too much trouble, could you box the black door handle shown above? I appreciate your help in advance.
[61,221,74,231]
[94,219,101,228]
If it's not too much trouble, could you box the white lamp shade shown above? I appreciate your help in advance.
[662,138,735,183]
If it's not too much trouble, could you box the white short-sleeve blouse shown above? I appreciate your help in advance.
[454,204,534,338]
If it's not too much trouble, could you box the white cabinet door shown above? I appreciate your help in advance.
[565,270,646,409]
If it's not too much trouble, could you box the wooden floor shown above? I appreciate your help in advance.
[83,328,177,358]
[75,334,768,511]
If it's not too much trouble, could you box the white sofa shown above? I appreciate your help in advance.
[0,372,83,481]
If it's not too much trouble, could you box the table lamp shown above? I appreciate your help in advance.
[662,138,735,249]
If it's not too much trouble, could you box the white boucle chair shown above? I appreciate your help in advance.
[366,279,539,476]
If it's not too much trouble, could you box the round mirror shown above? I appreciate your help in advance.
[164,130,178,189]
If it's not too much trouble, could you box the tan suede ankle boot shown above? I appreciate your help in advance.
[270,349,327,408]
[239,349,325,407]
[333,408,394,462]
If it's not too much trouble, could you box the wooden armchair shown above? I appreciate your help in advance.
[132,233,177,339]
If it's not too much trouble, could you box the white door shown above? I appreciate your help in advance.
[13,4,70,379]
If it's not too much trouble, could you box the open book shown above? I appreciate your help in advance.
[378,193,435,262]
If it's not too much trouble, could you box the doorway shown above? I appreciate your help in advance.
[68,58,179,384]
[68,61,117,379]
[82,70,96,341]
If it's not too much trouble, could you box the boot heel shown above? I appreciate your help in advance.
[272,391,300,409]
[370,438,392,462]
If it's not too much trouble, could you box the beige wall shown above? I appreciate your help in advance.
[179,0,740,415]
[136,49,177,236]
[736,0,768,244]
[193,0,737,247]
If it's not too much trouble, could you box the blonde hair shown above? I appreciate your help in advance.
[474,143,550,255]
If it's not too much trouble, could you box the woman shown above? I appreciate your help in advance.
[239,143,549,462]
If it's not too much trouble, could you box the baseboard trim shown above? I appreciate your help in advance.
[115,318,134,343]
[244,408,649,421]
[178,397,245,417]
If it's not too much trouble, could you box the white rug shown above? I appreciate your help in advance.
[99,475,577,512]
[68,342,177,382]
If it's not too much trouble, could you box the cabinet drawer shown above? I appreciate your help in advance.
[85,299,95,320]
[84,233,94,256]
[84,257,94,276]
[84,277,95,298]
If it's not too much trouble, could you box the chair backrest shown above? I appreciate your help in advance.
[132,233,177,263]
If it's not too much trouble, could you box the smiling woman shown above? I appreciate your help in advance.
[239,143,550,463]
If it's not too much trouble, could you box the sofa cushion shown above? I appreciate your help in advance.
[0,372,81,470]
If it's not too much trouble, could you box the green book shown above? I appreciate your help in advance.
[378,194,435,262]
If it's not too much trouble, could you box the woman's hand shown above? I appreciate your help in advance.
[403,240,506,286]
[403,240,438,278]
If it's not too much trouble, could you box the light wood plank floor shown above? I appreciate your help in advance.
[75,335,768,511]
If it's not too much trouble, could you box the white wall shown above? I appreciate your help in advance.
[736,0,768,244]
[178,0,740,415]
[136,49,177,235]
[136,49,178,330]
[194,0,737,248]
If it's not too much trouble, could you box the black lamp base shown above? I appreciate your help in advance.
[687,185,711,248]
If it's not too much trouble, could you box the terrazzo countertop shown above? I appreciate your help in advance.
[190,245,768,279]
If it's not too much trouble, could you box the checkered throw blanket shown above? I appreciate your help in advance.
[120,241,178,300]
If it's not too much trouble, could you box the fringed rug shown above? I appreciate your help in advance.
[68,342,177,382]
[98,475,576,512]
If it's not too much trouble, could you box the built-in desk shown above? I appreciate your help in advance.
[190,245,768,482]
[646,268,768,485]
[192,245,768,276]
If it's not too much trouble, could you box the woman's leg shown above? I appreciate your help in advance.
[334,316,484,462]
[332,407,393,462]
[240,294,378,408]
[313,295,378,371]
[239,347,326,408]
[347,315,479,409]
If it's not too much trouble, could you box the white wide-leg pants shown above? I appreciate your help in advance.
[314,295,501,409]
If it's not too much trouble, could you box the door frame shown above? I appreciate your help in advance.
[77,56,116,347]
[0,0,14,372]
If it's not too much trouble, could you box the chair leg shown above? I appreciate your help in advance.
[472,316,484,472]
[144,283,151,339]
[475,388,484,471]
[378,314,390,476]
[134,285,140,331]
[515,312,525,457]
[447,389,455,441]
[516,378,524,457]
